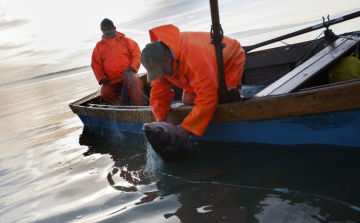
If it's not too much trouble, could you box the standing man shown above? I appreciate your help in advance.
[92,18,145,105]
[141,24,245,138]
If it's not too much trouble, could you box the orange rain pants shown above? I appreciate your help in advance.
[101,72,145,106]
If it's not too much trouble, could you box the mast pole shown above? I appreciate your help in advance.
[209,0,228,103]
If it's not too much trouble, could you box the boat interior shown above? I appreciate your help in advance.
[80,30,360,107]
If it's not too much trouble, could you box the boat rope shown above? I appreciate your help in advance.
[294,37,324,68]
[250,30,360,88]
[160,172,360,212]
[243,31,327,88]
[280,40,291,47]
[295,33,359,69]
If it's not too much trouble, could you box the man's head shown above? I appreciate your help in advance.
[141,42,174,82]
[100,18,116,39]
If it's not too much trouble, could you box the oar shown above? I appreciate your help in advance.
[209,0,228,103]
[243,10,360,53]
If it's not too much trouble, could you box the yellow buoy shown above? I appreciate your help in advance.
[328,53,360,83]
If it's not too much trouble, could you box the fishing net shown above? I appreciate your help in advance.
[241,30,360,98]
[144,143,164,179]
[118,71,149,106]
[98,71,149,106]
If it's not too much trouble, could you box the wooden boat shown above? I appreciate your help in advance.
[69,28,360,147]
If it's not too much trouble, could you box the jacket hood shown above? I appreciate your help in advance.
[149,24,181,61]
[102,31,125,41]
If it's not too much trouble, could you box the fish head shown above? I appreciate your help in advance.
[143,122,194,162]
[143,122,178,151]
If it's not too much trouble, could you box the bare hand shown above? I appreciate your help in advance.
[176,125,190,138]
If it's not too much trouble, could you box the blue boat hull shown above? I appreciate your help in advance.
[78,108,360,147]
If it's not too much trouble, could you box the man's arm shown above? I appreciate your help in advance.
[124,37,141,72]
[179,50,219,137]
[91,44,107,84]
[150,77,175,122]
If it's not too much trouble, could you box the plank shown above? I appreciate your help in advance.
[255,36,360,97]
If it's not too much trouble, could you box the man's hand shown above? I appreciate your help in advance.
[176,125,190,139]
[124,66,136,74]
[100,79,109,85]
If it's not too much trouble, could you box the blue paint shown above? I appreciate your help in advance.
[198,108,360,147]
[77,108,360,147]
[78,115,144,133]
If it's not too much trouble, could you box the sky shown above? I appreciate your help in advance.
[0,0,359,84]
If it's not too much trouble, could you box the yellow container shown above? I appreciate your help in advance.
[328,53,360,83]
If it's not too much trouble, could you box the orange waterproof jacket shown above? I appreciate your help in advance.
[149,24,245,136]
[91,32,141,84]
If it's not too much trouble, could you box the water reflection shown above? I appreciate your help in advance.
[80,125,151,192]
[79,125,360,222]
[106,154,146,192]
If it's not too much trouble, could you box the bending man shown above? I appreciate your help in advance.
[92,18,145,105]
[141,24,245,138]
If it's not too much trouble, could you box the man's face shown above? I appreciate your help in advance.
[161,51,174,78]
[101,26,116,39]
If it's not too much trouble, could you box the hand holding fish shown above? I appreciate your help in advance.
[143,122,194,162]
[176,125,190,138]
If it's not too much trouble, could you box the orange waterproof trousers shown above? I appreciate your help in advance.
[101,72,145,106]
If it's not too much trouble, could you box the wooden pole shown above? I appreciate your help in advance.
[243,10,360,53]
[209,0,228,103]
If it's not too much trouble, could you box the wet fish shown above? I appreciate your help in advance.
[143,122,194,162]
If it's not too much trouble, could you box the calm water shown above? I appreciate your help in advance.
[1,70,360,223]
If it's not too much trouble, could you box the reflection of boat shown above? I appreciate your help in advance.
[80,127,150,192]
[79,127,360,221]
[70,29,360,147]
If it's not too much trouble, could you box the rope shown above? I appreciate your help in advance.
[161,172,360,212]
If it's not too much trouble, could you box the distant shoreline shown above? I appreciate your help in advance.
[0,66,92,89]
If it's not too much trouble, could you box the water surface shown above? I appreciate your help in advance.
[0,71,359,223]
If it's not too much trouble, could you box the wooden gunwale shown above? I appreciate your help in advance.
[69,100,155,123]
[70,79,360,124]
[168,79,360,123]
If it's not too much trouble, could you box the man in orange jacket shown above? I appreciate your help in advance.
[141,24,245,139]
[91,18,145,105]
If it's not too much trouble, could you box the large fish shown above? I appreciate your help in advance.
[143,122,194,162]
